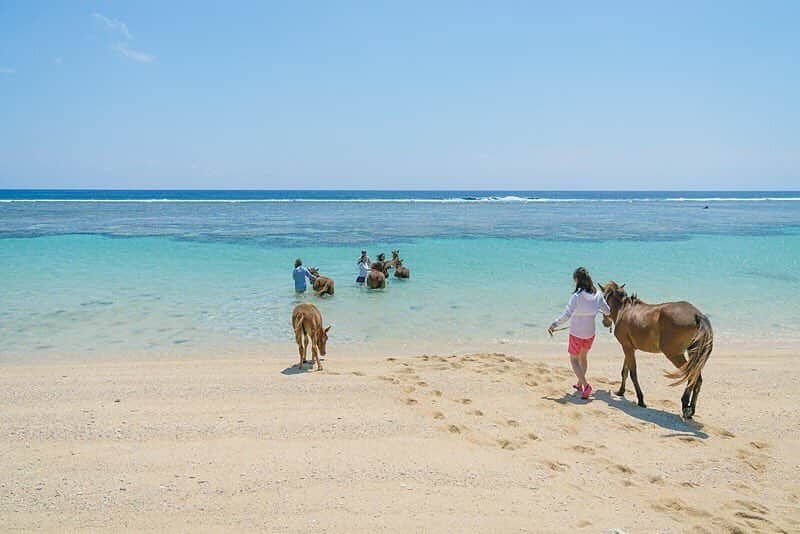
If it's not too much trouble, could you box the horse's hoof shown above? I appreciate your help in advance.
[615,389,625,397]
[638,402,647,408]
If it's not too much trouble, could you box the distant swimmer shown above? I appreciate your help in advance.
[292,258,317,293]
[703,205,709,209]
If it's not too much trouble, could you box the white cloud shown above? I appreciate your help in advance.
[115,44,155,63]
[93,12,132,39]
[0,67,14,74]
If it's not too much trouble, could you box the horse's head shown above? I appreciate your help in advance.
[599,281,626,323]
[391,250,400,260]
[377,253,386,262]
[317,325,331,356]
[308,267,320,276]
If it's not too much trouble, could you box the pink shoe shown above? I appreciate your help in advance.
[573,384,583,392]
[581,384,593,399]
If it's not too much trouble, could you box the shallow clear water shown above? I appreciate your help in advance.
[1,191,799,360]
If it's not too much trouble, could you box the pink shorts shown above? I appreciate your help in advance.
[568,335,595,355]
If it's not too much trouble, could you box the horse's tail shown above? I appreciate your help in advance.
[665,313,713,387]
[292,313,305,335]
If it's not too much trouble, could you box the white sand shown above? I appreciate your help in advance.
[1,346,798,532]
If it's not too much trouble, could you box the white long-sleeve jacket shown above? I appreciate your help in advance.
[551,289,611,339]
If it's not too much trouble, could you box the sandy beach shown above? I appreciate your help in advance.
[2,345,797,533]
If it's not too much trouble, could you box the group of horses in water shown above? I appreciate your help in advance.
[306,250,411,296]
[365,250,411,289]
[293,274,713,420]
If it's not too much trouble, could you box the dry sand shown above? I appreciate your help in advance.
[1,346,798,532]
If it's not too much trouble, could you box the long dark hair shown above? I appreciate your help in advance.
[573,267,596,294]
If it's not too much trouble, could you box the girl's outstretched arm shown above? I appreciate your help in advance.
[551,293,578,330]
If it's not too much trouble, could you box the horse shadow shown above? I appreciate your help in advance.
[543,388,708,439]
[281,359,326,375]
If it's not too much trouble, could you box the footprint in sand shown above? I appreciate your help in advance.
[471,410,484,416]
[351,371,365,376]
[614,464,635,475]
[403,386,415,393]
[749,441,769,450]
[378,376,400,384]
[456,398,472,405]
[736,449,767,472]
[447,424,463,434]
[506,419,519,427]
[497,439,521,450]
[717,428,736,438]
[404,398,418,405]
[678,436,703,445]
[648,475,665,485]
[572,445,595,454]
[527,433,539,441]
[651,498,711,518]
[432,411,445,420]
[433,390,442,397]
[416,381,428,387]
[545,460,569,472]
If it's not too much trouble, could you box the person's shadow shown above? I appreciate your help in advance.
[543,388,708,439]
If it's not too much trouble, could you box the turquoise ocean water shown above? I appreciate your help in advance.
[1,191,799,360]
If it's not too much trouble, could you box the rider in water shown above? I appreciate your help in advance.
[293,258,317,293]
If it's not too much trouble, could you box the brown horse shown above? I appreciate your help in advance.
[291,303,331,371]
[601,281,713,419]
[308,268,335,296]
[384,250,400,272]
[365,267,386,289]
[394,258,410,279]
[370,253,387,275]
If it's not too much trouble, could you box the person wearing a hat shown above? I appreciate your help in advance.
[356,249,371,284]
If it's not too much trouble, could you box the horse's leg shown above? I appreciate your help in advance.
[687,373,702,419]
[295,326,305,368]
[624,346,646,408]
[302,332,309,365]
[616,363,628,397]
[311,339,321,371]
[666,353,691,417]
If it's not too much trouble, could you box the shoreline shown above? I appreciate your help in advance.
[2,336,797,365]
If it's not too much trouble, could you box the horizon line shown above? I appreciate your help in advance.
[1,187,799,192]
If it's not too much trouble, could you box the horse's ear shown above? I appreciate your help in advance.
[598,283,606,292]
[620,283,626,289]
[324,325,331,333]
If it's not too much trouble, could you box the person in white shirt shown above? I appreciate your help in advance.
[548,267,610,399]
[356,249,371,284]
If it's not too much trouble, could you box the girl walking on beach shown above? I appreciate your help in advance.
[548,267,610,399]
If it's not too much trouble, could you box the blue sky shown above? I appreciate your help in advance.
[0,1,798,189]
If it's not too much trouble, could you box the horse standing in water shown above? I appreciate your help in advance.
[365,266,386,289]
[601,282,713,419]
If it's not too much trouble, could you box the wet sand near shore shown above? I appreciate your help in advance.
[1,348,798,532]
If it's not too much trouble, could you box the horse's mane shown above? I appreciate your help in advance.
[624,292,645,305]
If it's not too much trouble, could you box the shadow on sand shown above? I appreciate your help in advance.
[281,359,326,375]
[543,388,708,439]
